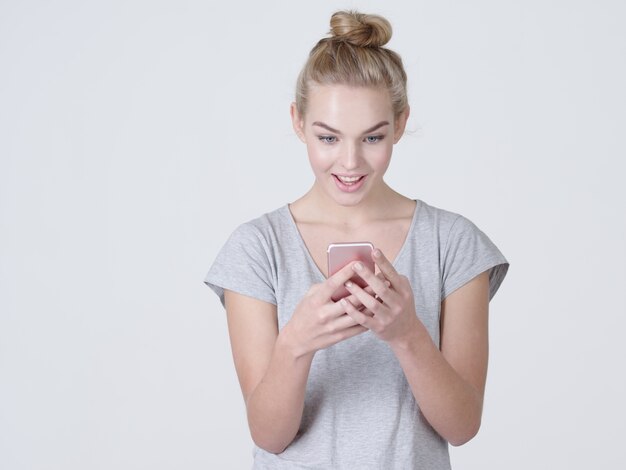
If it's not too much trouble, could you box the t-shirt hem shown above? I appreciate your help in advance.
[442,258,509,301]
[204,276,277,308]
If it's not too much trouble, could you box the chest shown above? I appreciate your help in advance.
[296,219,413,277]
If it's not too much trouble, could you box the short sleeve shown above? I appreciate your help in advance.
[441,215,509,301]
[204,222,277,308]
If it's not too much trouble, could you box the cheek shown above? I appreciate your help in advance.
[306,149,324,175]
[367,143,394,169]
[306,143,334,171]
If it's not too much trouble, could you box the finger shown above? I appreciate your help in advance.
[352,261,395,304]
[363,274,391,294]
[329,290,376,317]
[345,291,368,309]
[359,307,376,317]
[344,279,386,318]
[323,266,391,308]
[341,298,374,329]
[320,260,360,299]
[330,312,363,330]
[336,293,375,317]
[372,249,402,285]
[327,292,363,317]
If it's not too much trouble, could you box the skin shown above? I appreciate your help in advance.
[223,84,490,453]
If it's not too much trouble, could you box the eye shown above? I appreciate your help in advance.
[318,135,337,144]
[365,135,384,144]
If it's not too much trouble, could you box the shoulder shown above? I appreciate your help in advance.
[416,200,509,300]
[412,199,505,265]
[218,205,302,270]
[228,205,291,246]
[413,199,469,239]
[205,207,288,307]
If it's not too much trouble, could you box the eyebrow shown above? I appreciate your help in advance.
[312,121,390,134]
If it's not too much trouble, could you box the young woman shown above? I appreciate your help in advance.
[205,10,509,469]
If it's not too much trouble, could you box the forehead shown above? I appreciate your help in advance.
[305,84,393,130]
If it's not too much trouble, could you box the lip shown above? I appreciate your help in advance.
[332,174,367,193]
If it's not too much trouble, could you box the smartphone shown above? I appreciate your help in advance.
[327,242,375,301]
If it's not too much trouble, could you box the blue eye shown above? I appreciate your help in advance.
[319,136,337,144]
[365,135,384,143]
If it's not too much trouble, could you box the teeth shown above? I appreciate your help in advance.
[337,175,362,183]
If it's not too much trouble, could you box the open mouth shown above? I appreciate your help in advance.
[334,175,365,185]
[333,174,367,192]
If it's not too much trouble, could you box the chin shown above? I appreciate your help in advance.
[330,192,368,207]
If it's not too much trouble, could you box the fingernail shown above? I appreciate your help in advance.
[373,249,381,258]
[344,281,353,288]
[385,280,391,287]
[354,262,363,271]
[340,298,347,305]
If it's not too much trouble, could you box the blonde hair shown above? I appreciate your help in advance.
[295,10,408,118]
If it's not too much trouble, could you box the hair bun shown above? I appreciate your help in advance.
[329,10,392,48]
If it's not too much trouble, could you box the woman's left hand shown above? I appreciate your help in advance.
[341,248,422,346]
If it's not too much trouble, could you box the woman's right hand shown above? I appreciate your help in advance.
[225,262,387,453]
[281,261,386,357]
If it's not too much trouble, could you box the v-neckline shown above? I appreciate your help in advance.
[283,200,421,281]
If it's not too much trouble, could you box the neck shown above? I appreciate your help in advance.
[291,181,412,229]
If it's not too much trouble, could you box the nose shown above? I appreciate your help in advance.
[341,141,360,170]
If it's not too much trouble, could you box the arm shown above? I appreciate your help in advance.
[224,291,312,454]
[342,250,490,446]
[223,261,369,454]
[388,272,488,446]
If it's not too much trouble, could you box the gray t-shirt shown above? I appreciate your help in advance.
[204,199,509,469]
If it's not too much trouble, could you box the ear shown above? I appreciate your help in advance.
[393,105,410,143]
[290,102,306,143]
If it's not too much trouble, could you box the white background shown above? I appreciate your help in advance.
[1,1,625,468]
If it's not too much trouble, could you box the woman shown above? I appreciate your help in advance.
[205,10,508,469]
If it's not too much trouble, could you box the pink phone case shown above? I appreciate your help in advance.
[327,242,375,301]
